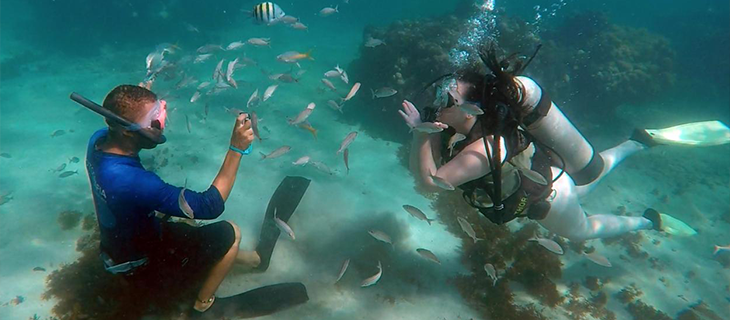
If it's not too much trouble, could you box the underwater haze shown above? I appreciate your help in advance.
[1,0,729,319]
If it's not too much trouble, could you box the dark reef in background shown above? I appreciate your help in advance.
[343,9,676,143]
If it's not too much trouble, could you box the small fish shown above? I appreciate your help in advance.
[483,263,498,286]
[292,156,310,166]
[340,71,349,84]
[204,103,209,117]
[197,44,223,54]
[185,114,191,133]
[713,244,730,255]
[583,251,612,267]
[335,258,350,284]
[68,156,80,163]
[327,100,344,113]
[334,64,344,74]
[290,22,308,31]
[298,123,318,140]
[279,15,299,24]
[51,130,66,138]
[412,122,447,134]
[448,133,467,156]
[318,5,339,17]
[431,174,455,191]
[260,146,291,160]
[277,74,298,83]
[403,205,435,225]
[360,261,383,288]
[251,111,262,141]
[456,217,480,243]
[0,153,11,158]
[343,148,350,174]
[309,161,333,175]
[178,188,194,219]
[247,37,271,46]
[273,208,295,240]
[52,163,67,173]
[337,131,357,154]
[213,59,225,80]
[371,87,397,99]
[416,248,441,264]
[0,192,13,206]
[263,84,279,101]
[321,78,337,91]
[277,50,314,63]
[459,103,484,115]
[324,70,340,78]
[194,54,213,64]
[197,81,211,90]
[296,69,307,77]
[247,89,260,109]
[529,236,564,255]
[226,41,245,51]
[251,2,286,24]
[368,229,392,244]
[225,58,239,88]
[288,103,316,126]
[341,82,361,102]
[59,170,78,178]
[32,266,46,272]
[190,91,201,103]
[365,37,385,48]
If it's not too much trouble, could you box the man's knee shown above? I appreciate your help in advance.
[226,221,242,244]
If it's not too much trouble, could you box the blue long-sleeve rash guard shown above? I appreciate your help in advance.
[85,128,225,263]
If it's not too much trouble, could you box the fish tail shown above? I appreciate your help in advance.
[259,152,267,160]
[335,5,339,12]
[304,49,314,61]
[427,219,435,225]
[714,245,720,255]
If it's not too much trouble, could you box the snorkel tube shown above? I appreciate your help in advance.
[70,92,167,145]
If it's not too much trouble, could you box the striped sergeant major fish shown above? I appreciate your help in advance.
[252,2,285,24]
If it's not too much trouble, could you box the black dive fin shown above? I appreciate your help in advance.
[194,282,309,319]
[255,176,311,271]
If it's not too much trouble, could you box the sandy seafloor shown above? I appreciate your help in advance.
[1,7,730,320]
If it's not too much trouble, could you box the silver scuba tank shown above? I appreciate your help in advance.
[515,76,605,186]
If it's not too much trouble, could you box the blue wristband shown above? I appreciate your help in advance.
[229,144,252,155]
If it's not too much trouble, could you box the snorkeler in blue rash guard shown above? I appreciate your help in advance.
[84,84,258,313]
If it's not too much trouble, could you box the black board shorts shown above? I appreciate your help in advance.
[123,220,236,297]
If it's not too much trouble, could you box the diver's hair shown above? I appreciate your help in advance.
[102,85,157,124]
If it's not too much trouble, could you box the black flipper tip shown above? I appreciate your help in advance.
[630,128,660,148]
[643,208,662,231]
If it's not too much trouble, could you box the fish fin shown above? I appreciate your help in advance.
[304,49,314,61]
[335,5,339,12]
[260,152,267,160]
[714,245,720,255]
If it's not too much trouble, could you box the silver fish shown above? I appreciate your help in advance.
[277,74,298,83]
[260,146,291,160]
[337,131,357,154]
[247,89,260,108]
[368,230,392,244]
[309,161,333,175]
[291,22,308,30]
[343,148,350,174]
[226,41,245,51]
[448,133,467,156]
[335,258,350,284]
[280,15,299,24]
[360,261,382,288]
[583,252,612,267]
[321,78,337,91]
[403,205,435,225]
[185,114,191,133]
[342,82,361,102]
[459,103,484,115]
[457,217,480,243]
[247,38,271,46]
[69,156,80,163]
[225,58,239,88]
[431,174,455,191]
[197,81,211,90]
[190,91,201,103]
[51,129,66,137]
[204,103,209,117]
[263,84,279,102]
[0,153,11,158]
[371,87,397,99]
[197,44,223,54]
[213,59,225,81]
[251,111,262,141]
[274,208,295,240]
[292,156,310,166]
[416,248,441,264]
[59,170,78,178]
[364,37,385,47]
[224,106,244,116]
[340,70,349,84]
[413,122,446,134]
[484,263,498,286]
[194,54,212,64]
[178,188,194,219]
[327,100,343,113]
[52,163,67,173]
[324,70,340,78]
[319,6,339,17]
[288,103,316,126]
[334,64,344,74]
[529,236,564,255]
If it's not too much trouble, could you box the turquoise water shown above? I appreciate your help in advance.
[1,1,729,319]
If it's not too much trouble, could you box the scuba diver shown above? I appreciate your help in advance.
[72,85,310,319]
[400,45,729,241]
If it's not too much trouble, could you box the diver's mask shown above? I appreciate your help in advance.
[418,76,485,123]
[70,92,168,145]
